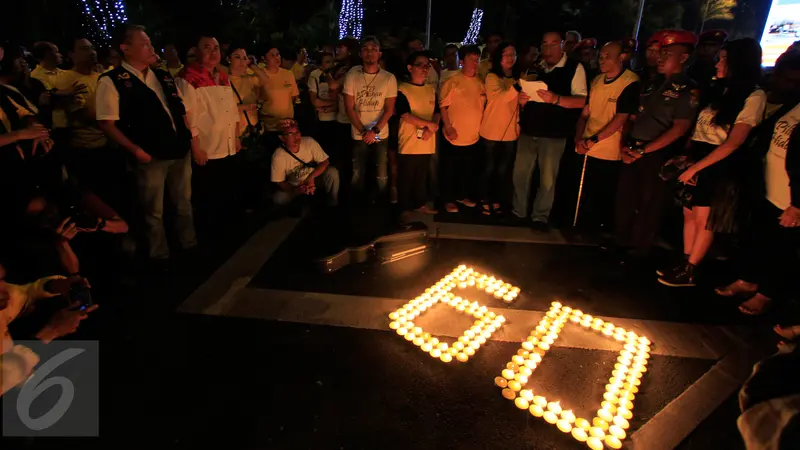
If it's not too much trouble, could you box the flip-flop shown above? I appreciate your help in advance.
[774,325,800,341]
[715,280,758,298]
[738,295,772,316]
[492,203,503,215]
[481,204,492,216]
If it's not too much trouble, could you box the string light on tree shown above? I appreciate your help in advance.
[79,0,129,47]
[462,8,484,45]
[338,0,364,39]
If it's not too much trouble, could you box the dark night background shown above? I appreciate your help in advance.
[2,0,775,57]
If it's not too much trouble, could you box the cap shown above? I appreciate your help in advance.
[659,30,698,47]
[698,29,728,45]
[647,31,669,47]
[622,38,638,53]
[576,38,598,50]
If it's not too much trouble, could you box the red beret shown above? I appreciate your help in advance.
[660,30,698,47]
[699,29,728,44]
[576,38,598,50]
[622,38,638,53]
[647,31,669,46]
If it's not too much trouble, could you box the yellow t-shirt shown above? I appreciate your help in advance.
[397,82,437,155]
[440,71,486,146]
[478,60,492,81]
[0,93,33,158]
[230,73,262,135]
[56,70,107,149]
[260,68,299,131]
[30,65,69,128]
[480,73,520,142]
[291,62,305,81]
[164,63,184,78]
[584,70,640,161]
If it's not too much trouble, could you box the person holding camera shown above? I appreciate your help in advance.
[270,120,338,207]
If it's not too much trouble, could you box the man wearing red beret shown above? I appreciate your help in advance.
[614,30,700,259]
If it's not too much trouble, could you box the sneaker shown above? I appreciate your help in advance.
[658,262,696,287]
[416,205,438,215]
[531,220,550,233]
[656,255,689,276]
[445,203,459,213]
[456,199,476,208]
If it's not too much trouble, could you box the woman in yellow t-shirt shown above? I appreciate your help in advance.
[259,47,300,136]
[479,43,528,216]
[228,47,270,138]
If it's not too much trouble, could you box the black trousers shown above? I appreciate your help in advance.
[192,155,240,228]
[440,140,479,203]
[574,156,620,232]
[738,200,800,300]
[398,154,431,210]
[480,138,516,204]
[314,120,340,165]
[615,151,669,251]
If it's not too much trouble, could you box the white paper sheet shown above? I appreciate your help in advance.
[519,80,548,102]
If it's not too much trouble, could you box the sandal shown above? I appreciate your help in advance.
[492,203,503,216]
[715,280,758,298]
[738,293,773,316]
[774,324,800,341]
[481,204,492,216]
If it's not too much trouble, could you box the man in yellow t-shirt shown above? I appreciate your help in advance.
[396,52,440,215]
[439,45,486,213]
[31,41,86,130]
[573,41,640,232]
[260,47,300,133]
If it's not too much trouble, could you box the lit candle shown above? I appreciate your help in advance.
[608,425,626,440]
[430,349,441,358]
[519,390,534,402]
[413,337,424,346]
[601,402,617,414]
[602,328,614,336]
[575,418,590,430]
[514,396,530,410]
[586,437,604,450]
[404,333,415,341]
[619,399,633,411]
[529,405,544,417]
[605,435,622,449]
[522,341,535,351]
[593,418,609,430]
[397,327,408,336]
[514,374,528,384]
[571,427,588,442]
[543,411,558,424]
[421,343,432,352]
[547,401,562,415]
[589,427,606,439]
[617,407,633,420]
[603,392,618,403]
[532,396,547,407]
[464,347,476,356]
[512,355,525,365]
[508,380,522,391]
[597,408,614,422]
[456,353,469,363]
[501,388,516,400]
[502,369,515,380]
[440,353,452,363]
[538,342,551,351]
[503,294,514,303]
[561,410,576,423]
[494,376,508,388]
[556,420,572,433]
[613,416,630,429]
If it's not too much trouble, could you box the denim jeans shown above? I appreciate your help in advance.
[480,138,517,204]
[274,166,340,206]
[134,153,196,259]
[351,139,388,198]
[512,134,565,222]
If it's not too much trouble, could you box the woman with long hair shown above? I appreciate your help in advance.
[658,38,766,287]
[478,42,528,216]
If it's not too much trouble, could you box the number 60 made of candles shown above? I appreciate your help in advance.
[388,266,651,450]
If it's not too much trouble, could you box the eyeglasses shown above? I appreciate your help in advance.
[412,63,431,69]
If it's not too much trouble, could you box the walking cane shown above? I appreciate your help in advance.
[573,154,588,228]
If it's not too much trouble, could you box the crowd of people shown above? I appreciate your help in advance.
[0,21,799,440]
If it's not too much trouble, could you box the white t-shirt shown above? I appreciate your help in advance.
[765,103,799,210]
[308,69,336,122]
[692,90,767,145]
[438,69,459,92]
[343,66,398,140]
[271,136,329,186]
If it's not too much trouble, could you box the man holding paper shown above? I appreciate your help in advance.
[512,30,588,232]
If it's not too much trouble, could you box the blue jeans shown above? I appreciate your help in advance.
[351,139,388,198]
[512,134,565,223]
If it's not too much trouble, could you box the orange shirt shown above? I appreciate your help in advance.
[480,74,520,142]
[439,71,486,146]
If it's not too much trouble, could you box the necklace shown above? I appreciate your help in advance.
[362,67,380,88]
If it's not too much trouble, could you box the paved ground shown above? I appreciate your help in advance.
[3,205,789,449]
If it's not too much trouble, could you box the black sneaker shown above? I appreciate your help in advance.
[531,220,550,233]
[656,255,689,276]
[658,263,696,287]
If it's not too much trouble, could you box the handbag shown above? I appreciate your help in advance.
[230,81,263,159]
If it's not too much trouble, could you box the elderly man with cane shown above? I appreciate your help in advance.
[573,41,640,233]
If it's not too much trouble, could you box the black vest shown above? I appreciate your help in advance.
[99,66,191,160]
[520,57,582,138]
